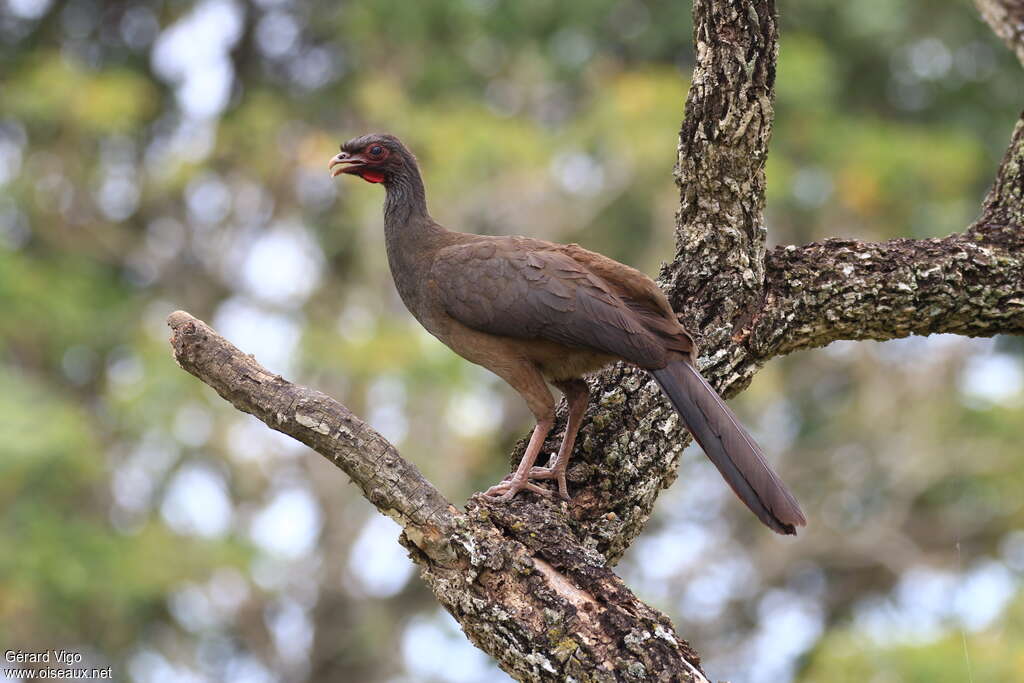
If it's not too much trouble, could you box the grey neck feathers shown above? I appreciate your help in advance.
[381,158,442,310]
[383,159,428,229]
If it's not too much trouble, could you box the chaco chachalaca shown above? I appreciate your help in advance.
[330,134,806,535]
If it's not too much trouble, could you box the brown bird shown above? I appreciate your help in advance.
[330,134,806,535]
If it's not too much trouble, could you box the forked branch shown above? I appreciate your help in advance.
[166,0,1024,680]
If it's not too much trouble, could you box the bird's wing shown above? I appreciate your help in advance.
[430,237,667,367]
[557,243,696,358]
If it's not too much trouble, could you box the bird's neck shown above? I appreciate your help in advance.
[383,169,428,229]
[382,168,447,312]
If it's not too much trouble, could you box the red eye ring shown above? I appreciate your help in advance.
[367,144,385,159]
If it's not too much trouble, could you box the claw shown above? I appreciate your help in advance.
[526,466,571,501]
[485,459,572,502]
[482,477,553,500]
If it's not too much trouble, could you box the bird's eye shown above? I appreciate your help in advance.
[368,144,385,158]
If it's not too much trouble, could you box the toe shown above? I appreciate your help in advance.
[482,482,511,498]
[527,467,556,480]
[521,481,553,497]
[482,478,553,500]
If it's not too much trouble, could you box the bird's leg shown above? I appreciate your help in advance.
[482,368,556,500]
[482,416,555,500]
[527,379,589,501]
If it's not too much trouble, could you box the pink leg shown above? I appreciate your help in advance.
[527,379,589,500]
[482,363,556,500]
[482,416,555,500]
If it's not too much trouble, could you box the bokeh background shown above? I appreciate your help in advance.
[2,0,1023,681]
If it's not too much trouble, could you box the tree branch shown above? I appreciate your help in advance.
[974,0,1024,66]
[751,113,1024,358]
[751,229,1024,357]
[669,0,778,330]
[167,311,708,682]
[167,311,458,561]
[168,3,790,677]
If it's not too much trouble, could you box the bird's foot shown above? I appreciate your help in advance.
[526,466,571,502]
[482,476,553,501]
[526,466,556,479]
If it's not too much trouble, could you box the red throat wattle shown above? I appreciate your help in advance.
[361,170,386,184]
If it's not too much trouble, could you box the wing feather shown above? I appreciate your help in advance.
[430,237,667,366]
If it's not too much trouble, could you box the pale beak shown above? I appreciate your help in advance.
[329,152,364,177]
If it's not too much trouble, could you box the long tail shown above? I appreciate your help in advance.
[651,358,806,535]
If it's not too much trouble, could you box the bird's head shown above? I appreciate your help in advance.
[328,134,416,185]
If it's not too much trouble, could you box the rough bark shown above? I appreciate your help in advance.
[671,0,777,312]
[975,0,1024,66]
[167,1,1024,680]
[754,225,1024,358]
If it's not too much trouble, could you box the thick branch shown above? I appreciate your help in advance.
[752,229,1024,357]
[167,311,458,561]
[167,311,707,682]
[752,114,1024,357]
[668,0,777,327]
[975,0,1024,65]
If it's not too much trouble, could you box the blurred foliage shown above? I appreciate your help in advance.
[802,594,1024,681]
[0,1,1022,682]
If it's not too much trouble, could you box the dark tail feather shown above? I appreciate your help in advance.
[651,359,806,535]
